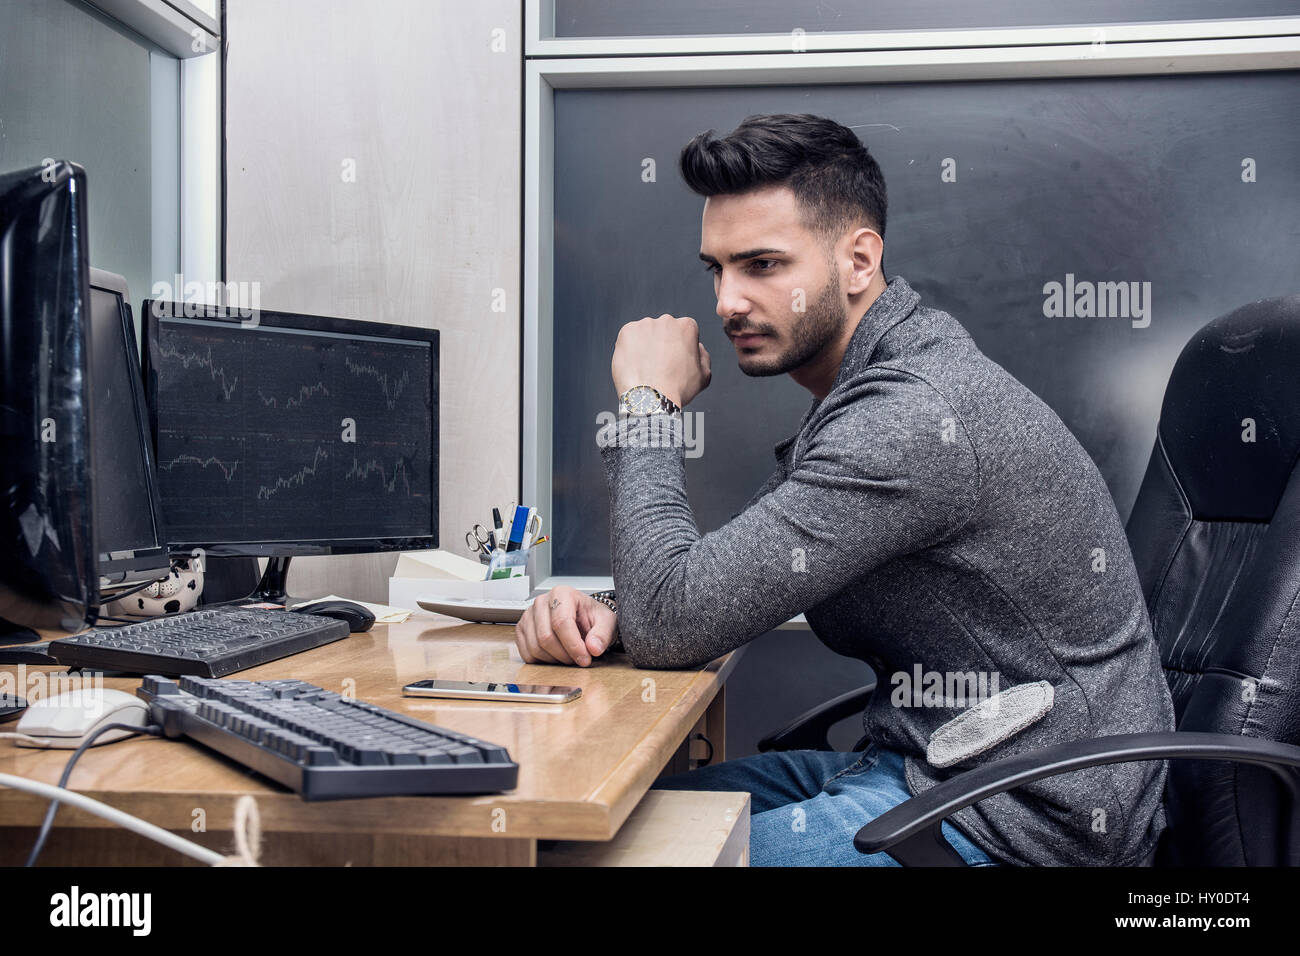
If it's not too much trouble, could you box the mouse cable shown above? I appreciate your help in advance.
[90,558,196,627]
[25,721,164,867]
[96,559,188,607]
[0,731,61,745]
[0,771,224,866]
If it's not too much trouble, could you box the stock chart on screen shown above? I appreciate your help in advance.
[148,312,436,548]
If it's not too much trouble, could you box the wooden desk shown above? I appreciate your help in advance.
[0,612,738,866]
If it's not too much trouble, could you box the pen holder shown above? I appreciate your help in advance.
[485,546,532,581]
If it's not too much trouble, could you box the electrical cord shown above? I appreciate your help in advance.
[25,721,163,867]
[97,561,183,606]
[95,573,264,627]
[0,731,57,745]
[0,771,224,866]
[691,733,715,767]
[90,564,186,626]
[95,553,222,624]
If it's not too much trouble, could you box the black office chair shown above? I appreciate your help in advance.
[758,295,1300,866]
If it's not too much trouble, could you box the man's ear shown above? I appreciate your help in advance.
[847,227,883,295]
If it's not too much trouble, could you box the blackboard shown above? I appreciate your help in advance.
[551,72,1300,575]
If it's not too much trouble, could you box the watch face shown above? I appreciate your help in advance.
[626,386,660,415]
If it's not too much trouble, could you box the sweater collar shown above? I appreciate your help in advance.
[832,273,921,389]
[773,274,921,462]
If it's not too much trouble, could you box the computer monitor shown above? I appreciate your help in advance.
[0,160,97,642]
[142,301,439,602]
[88,269,171,593]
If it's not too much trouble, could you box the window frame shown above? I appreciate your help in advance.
[522,0,1300,593]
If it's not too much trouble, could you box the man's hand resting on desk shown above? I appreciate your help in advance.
[515,586,617,667]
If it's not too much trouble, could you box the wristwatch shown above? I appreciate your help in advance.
[589,590,623,652]
[619,385,681,418]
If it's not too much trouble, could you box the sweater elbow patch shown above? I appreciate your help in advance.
[925,680,1055,768]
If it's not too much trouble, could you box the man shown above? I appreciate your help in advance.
[514,113,1175,867]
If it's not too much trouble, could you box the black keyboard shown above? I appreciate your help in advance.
[137,676,518,799]
[48,607,351,677]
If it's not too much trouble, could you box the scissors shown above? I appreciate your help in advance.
[465,523,493,556]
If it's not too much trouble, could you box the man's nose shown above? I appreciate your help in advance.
[715,272,750,321]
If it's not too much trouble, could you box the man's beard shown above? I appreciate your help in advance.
[736,267,845,377]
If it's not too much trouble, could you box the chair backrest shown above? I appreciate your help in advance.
[1125,294,1300,865]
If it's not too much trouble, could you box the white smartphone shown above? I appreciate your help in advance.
[402,679,581,704]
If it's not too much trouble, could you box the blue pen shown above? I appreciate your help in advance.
[506,506,530,552]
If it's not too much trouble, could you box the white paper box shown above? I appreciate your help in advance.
[393,549,489,581]
[388,574,530,611]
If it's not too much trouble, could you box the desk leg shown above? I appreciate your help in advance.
[704,682,726,764]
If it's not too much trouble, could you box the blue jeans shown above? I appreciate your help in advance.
[654,743,999,867]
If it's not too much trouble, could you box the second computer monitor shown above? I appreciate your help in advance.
[142,302,438,557]
[89,269,171,591]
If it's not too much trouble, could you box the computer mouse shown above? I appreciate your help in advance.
[16,688,150,748]
[293,599,376,633]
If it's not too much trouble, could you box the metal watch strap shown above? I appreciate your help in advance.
[619,385,681,418]
[656,393,682,416]
[589,590,623,652]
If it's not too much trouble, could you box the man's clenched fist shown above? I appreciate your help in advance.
[611,313,712,408]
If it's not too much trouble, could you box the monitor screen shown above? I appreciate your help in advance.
[143,303,438,554]
[88,270,169,585]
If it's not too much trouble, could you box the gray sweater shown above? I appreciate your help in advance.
[596,274,1176,867]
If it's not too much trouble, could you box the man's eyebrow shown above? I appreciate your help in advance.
[698,247,787,265]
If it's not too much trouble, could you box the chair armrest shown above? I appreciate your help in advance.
[757,680,876,753]
[854,731,1300,866]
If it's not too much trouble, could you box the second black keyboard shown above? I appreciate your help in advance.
[138,675,518,799]
[47,606,351,677]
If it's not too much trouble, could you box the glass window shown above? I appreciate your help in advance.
[0,0,180,337]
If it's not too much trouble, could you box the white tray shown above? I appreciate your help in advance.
[417,596,531,624]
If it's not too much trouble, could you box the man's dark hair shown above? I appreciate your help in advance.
[679,113,887,245]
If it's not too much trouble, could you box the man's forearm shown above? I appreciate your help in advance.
[598,413,768,668]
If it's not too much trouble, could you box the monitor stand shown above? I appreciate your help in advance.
[0,616,58,667]
[0,617,39,646]
[251,556,295,605]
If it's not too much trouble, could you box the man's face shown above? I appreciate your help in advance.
[699,185,845,377]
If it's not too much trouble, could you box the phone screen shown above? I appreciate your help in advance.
[406,680,562,695]
[403,680,581,702]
